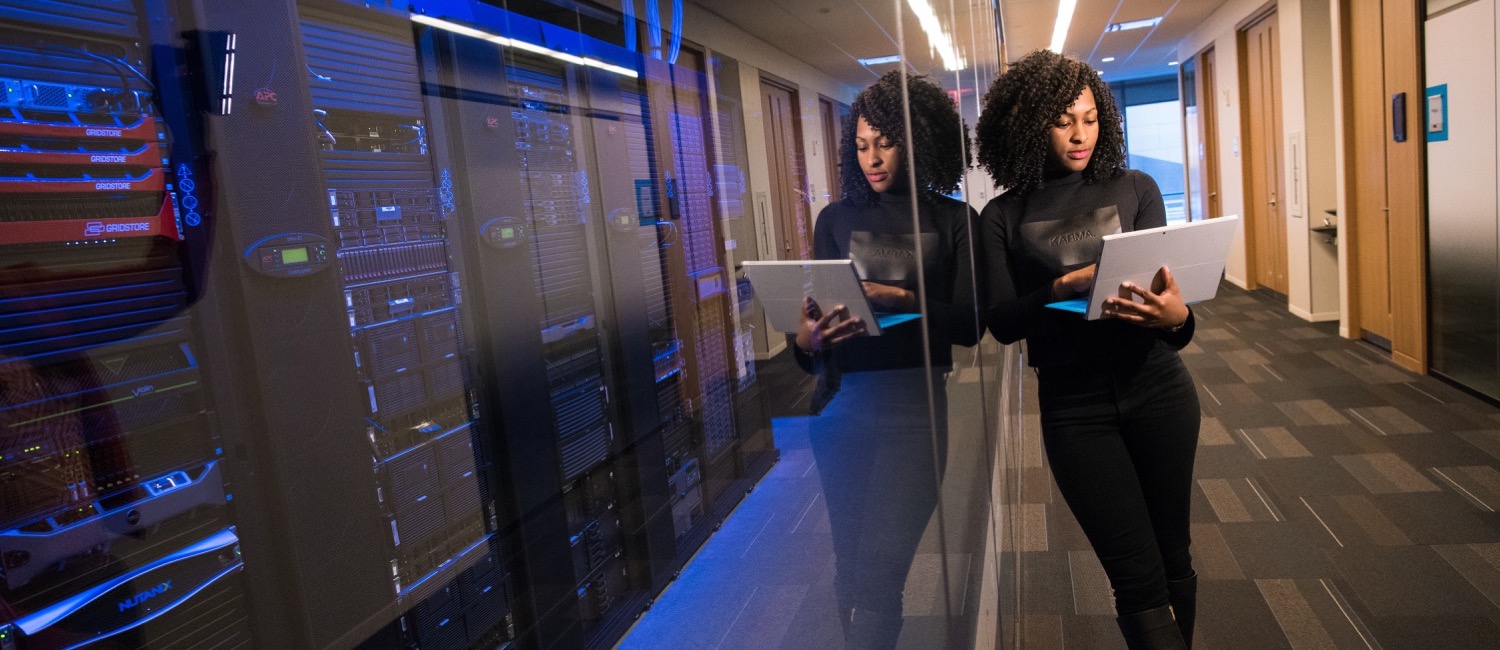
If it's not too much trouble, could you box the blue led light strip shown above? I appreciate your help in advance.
[410,14,638,78]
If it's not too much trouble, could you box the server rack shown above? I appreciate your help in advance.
[0,1,248,648]
[293,4,515,649]
[186,0,512,647]
[1,1,778,647]
[415,14,777,649]
[639,51,773,559]
[702,55,775,512]
[416,21,669,646]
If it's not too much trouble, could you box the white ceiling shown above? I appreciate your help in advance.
[688,0,1231,87]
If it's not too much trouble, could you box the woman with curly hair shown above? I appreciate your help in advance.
[790,70,978,648]
[975,50,1200,649]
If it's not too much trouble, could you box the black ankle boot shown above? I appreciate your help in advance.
[1116,604,1188,650]
[1167,572,1198,648]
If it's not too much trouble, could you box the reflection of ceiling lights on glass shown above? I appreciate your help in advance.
[1106,16,1164,32]
[411,14,639,77]
[858,55,903,66]
[1049,0,1077,53]
[1101,57,1116,63]
[905,0,966,71]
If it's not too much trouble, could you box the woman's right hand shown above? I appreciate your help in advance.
[1051,264,1097,301]
[795,295,866,354]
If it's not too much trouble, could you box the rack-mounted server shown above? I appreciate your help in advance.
[1,1,778,647]
[0,2,247,648]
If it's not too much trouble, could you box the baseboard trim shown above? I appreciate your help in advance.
[1288,305,1340,323]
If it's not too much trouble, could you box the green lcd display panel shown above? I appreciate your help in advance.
[280,247,310,265]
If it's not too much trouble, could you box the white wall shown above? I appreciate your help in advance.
[1330,0,1351,335]
[1178,1,1252,288]
[1276,0,1312,315]
[1301,0,1340,321]
[1177,0,1340,322]
[679,6,859,259]
[677,5,860,359]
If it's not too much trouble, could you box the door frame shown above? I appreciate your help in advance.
[817,94,848,204]
[758,72,809,260]
[1191,45,1223,221]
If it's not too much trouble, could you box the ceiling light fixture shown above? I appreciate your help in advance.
[905,0,966,71]
[1101,56,1116,63]
[1049,0,1077,53]
[411,13,638,78]
[857,54,903,66]
[1169,61,1179,66]
[1105,16,1164,32]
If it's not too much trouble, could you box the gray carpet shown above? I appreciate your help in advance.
[1005,285,1500,649]
[619,283,1500,649]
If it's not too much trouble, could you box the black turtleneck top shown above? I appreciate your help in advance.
[793,189,980,373]
[979,169,1194,369]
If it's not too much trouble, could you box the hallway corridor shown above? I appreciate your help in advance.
[621,283,1500,649]
[1011,285,1500,649]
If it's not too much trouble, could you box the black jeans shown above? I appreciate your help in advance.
[810,367,948,649]
[1036,344,1200,615]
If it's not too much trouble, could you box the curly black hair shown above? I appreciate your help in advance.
[974,49,1126,196]
[839,70,969,205]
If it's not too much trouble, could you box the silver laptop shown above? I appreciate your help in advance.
[742,259,922,336]
[1046,215,1241,320]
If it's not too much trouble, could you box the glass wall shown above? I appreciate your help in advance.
[0,1,1013,649]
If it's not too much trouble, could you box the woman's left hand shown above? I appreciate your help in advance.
[1101,266,1190,330]
[861,281,917,312]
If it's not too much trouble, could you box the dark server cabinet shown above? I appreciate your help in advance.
[416,21,673,647]
[700,55,776,521]
[412,7,775,648]
[187,0,514,648]
[638,51,774,559]
[1,1,776,648]
[0,1,249,649]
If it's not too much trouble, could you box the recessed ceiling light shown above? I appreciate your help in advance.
[857,55,902,66]
[1101,57,1116,63]
[1049,0,1078,53]
[1105,16,1163,32]
[906,0,967,70]
[1169,61,1180,66]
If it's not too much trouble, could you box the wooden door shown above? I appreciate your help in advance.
[1241,11,1289,293]
[1380,0,1426,365]
[760,80,810,259]
[819,97,842,204]
[1348,0,1395,343]
[1183,52,1224,221]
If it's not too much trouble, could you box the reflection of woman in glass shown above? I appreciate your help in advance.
[976,50,1199,649]
[793,70,977,648]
